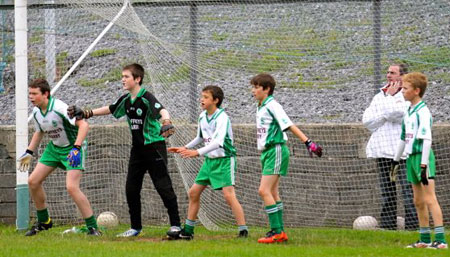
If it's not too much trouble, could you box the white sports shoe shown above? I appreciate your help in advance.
[406,241,431,248]
[429,241,448,249]
[116,228,141,237]
[166,226,182,239]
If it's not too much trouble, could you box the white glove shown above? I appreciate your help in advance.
[18,150,33,172]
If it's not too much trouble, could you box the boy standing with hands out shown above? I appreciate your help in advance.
[68,63,181,238]
[250,73,322,243]
[391,72,447,249]
[167,85,247,239]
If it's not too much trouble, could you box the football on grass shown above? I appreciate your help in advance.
[97,211,119,228]
[352,216,378,230]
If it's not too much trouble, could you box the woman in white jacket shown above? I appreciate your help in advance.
[363,63,418,230]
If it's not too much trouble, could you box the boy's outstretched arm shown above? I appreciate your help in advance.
[159,109,175,138]
[68,105,111,119]
[289,125,323,157]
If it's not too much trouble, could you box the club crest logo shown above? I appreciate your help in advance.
[136,108,143,116]
[421,127,426,135]
[52,120,57,127]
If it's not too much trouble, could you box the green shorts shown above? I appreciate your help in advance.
[39,141,86,171]
[195,156,236,190]
[261,144,290,176]
[406,150,436,184]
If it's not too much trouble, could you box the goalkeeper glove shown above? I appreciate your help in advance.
[18,149,34,172]
[305,139,323,157]
[160,120,175,138]
[389,160,399,182]
[420,166,429,186]
[67,105,93,120]
[66,145,82,168]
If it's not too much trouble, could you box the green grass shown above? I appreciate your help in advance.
[1,224,449,257]
[90,49,118,58]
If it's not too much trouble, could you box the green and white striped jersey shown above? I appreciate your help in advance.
[401,101,432,155]
[32,97,78,147]
[189,108,236,158]
[256,96,293,151]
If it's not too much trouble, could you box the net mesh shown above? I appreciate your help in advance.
[3,0,450,230]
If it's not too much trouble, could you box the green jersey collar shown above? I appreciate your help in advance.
[408,101,425,116]
[39,96,54,117]
[258,95,273,109]
[130,87,146,104]
[206,108,224,123]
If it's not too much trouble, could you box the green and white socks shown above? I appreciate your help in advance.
[419,226,447,244]
[265,204,282,234]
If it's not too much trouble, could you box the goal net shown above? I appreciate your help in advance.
[6,0,450,230]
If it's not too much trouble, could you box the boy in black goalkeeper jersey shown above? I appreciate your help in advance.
[68,63,181,237]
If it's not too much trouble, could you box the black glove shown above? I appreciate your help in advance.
[160,120,175,138]
[420,166,428,186]
[68,105,93,120]
[389,160,399,182]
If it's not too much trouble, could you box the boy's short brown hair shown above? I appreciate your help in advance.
[402,72,428,97]
[250,73,275,95]
[202,85,224,108]
[123,63,145,85]
[29,78,51,98]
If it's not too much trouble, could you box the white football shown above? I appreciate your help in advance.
[353,216,378,230]
[397,216,405,230]
[97,211,119,228]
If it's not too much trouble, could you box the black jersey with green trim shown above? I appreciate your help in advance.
[109,87,165,146]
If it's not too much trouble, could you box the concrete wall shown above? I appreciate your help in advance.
[1,124,450,228]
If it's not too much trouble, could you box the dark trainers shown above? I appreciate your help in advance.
[87,227,102,236]
[25,219,53,236]
[238,229,248,238]
[406,240,431,248]
[429,241,448,249]
[178,229,194,240]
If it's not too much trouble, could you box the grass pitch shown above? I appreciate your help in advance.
[0,224,448,257]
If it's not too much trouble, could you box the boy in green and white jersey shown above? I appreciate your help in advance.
[391,72,447,249]
[167,85,247,239]
[18,79,100,236]
[250,73,322,243]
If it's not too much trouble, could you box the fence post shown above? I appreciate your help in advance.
[372,0,382,92]
[189,2,198,123]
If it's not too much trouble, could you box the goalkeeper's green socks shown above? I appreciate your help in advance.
[435,226,446,243]
[85,215,98,229]
[184,219,196,235]
[265,205,282,234]
[276,201,284,231]
[419,227,431,243]
[37,208,50,223]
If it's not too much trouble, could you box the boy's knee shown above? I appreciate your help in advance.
[28,177,41,189]
[188,188,200,201]
[66,183,80,196]
[258,188,269,198]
